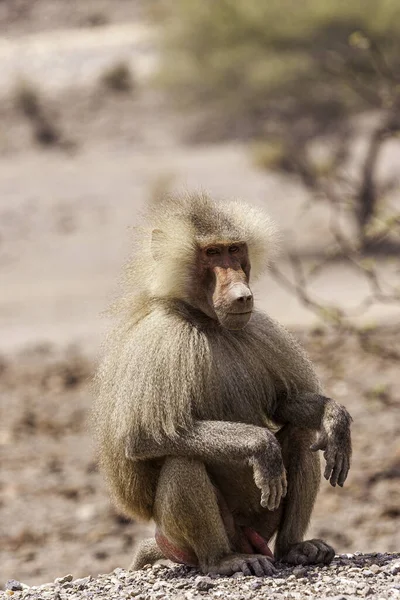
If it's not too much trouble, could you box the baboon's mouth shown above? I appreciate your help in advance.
[220,311,252,330]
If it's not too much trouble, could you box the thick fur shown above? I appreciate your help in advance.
[93,193,350,572]
[93,194,318,521]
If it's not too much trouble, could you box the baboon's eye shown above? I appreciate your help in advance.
[229,245,240,253]
[206,247,220,256]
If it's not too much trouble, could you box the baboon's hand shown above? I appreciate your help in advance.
[250,445,287,511]
[310,427,351,487]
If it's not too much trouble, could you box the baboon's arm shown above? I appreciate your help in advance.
[274,393,352,487]
[126,420,287,510]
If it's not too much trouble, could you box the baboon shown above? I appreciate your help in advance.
[93,193,352,576]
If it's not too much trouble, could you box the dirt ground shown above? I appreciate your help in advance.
[0,0,399,589]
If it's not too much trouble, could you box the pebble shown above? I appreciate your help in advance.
[74,576,91,588]
[249,580,263,590]
[369,564,381,574]
[194,576,215,591]
[389,562,400,575]
[4,581,23,592]
[55,574,73,585]
[293,567,307,578]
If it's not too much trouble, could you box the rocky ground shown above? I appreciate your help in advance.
[2,554,400,600]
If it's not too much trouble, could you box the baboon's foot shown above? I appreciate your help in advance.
[205,553,276,577]
[280,539,335,565]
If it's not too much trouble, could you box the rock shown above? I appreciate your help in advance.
[5,580,23,592]
[362,569,374,577]
[54,574,73,585]
[389,561,400,575]
[194,576,215,591]
[74,576,91,589]
[249,580,263,590]
[293,566,307,578]
[369,564,381,574]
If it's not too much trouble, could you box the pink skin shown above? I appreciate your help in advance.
[192,242,254,330]
[155,527,274,567]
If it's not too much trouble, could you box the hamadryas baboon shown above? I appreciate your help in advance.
[93,193,352,576]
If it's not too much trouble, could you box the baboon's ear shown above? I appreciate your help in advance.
[151,229,166,261]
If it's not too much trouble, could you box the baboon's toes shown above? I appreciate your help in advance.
[206,553,276,577]
[281,539,335,565]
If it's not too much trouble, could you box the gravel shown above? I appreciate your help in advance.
[2,553,399,600]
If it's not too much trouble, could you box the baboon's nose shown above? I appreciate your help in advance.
[230,284,254,311]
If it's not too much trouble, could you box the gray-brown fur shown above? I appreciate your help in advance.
[93,193,352,576]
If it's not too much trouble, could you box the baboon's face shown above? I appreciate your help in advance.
[194,242,253,330]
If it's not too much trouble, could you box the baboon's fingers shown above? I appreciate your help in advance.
[260,485,270,508]
[338,457,350,487]
[239,561,252,577]
[313,540,336,564]
[267,483,277,511]
[329,455,343,487]
[302,541,319,561]
[281,470,288,497]
[275,479,283,509]
[258,556,276,575]
[323,451,336,481]
[249,557,266,577]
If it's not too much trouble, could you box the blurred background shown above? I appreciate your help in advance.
[1,0,399,586]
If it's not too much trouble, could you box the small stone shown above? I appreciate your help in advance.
[5,581,23,592]
[250,580,263,590]
[74,576,91,589]
[369,564,381,574]
[55,574,73,585]
[293,567,307,578]
[362,569,374,577]
[194,576,215,591]
[357,582,367,589]
[231,572,244,579]
[389,562,400,575]
[344,587,357,595]
[287,574,296,581]
[273,578,286,586]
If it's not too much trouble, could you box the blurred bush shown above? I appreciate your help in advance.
[155,0,400,142]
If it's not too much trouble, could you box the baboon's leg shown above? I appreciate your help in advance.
[153,457,275,576]
[274,425,335,565]
[130,538,165,570]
